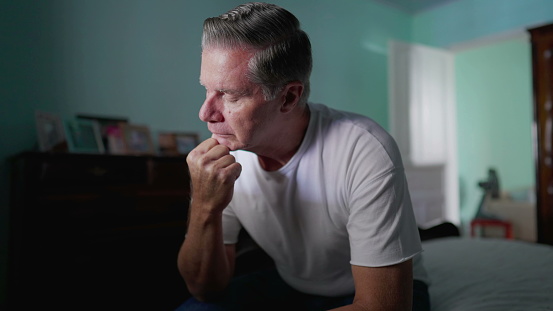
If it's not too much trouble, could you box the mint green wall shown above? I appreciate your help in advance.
[411,0,552,227]
[0,0,408,306]
[412,0,553,48]
[295,0,410,123]
[1,0,551,305]
[455,37,534,223]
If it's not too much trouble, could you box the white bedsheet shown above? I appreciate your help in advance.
[422,237,553,311]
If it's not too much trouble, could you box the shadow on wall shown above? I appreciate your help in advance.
[0,2,70,308]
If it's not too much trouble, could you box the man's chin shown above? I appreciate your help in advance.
[211,134,239,151]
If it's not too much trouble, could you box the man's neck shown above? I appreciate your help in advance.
[257,105,311,171]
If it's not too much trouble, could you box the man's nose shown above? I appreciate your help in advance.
[199,93,224,123]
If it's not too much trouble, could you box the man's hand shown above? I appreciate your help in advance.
[179,138,240,300]
[186,138,242,213]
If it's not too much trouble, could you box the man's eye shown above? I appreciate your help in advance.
[223,94,239,102]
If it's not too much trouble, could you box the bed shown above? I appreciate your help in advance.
[235,222,553,310]
[422,235,553,310]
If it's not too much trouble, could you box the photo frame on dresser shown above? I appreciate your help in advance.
[175,133,200,154]
[158,132,199,156]
[35,110,67,152]
[120,123,156,155]
[76,114,128,154]
[64,119,105,154]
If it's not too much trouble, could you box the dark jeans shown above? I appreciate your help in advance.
[175,268,430,311]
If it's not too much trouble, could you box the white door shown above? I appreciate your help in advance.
[388,40,459,228]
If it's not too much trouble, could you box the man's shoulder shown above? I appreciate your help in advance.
[310,103,392,143]
[309,103,402,166]
[310,103,382,130]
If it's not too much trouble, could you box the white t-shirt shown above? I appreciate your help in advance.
[222,103,428,297]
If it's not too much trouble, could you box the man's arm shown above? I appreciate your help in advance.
[176,138,242,301]
[331,259,413,311]
[177,205,236,301]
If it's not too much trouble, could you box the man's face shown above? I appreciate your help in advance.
[199,47,281,152]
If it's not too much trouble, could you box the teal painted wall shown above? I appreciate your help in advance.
[411,0,552,227]
[455,37,534,223]
[0,0,409,306]
[1,0,552,305]
[296,0,411,123]
[412,0,553,48]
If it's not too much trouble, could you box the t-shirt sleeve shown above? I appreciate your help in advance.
[222,205,242,245]
[347,166,422,267]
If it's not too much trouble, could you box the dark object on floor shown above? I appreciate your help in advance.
[418,222,460,241]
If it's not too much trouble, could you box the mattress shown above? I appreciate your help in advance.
[422,237,553,311]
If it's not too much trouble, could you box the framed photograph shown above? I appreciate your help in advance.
[175,133,200,154]
[35,111,67,152]
[120,124,155,155]
[64,119,105,153]
[158,132,179,156]
[76,114,128,153]
[159,132,199,156]
[105,124,126,155]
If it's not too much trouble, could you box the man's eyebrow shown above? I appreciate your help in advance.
[198,79,251,96]
[221,88,247,95]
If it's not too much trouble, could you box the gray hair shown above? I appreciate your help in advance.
[202,2,312,106]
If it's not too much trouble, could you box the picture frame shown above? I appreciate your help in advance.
[175,133,200,154]
[158,132,199,156]
[64,119,105,154]
[105,124,126,155]
[120,124,156,155]
[76,114,128,153]
[35,111,67,152]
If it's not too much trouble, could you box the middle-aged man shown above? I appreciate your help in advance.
[176,2,430,311]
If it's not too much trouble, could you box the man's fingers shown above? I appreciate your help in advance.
[188,138,228,166]
[188,138,239,182]
[191,138,219,155]
[216,154,237,168]
[208,154,241,184]
[226,162,242,181]
[187,139,212,164]
[186,138,240,210]
[200,137,219,148]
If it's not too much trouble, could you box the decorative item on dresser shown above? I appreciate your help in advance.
[34,110,67,152]
[158,132,200,156]
[119,123,156,155]
[63,118,105,154]
[8,152,192,311]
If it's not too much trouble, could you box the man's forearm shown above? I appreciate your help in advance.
[330,303,368,311]
[331,262,412,311]
[177,204,234,301]
[330,299,410,311]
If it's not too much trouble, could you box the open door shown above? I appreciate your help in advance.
[388,41,459,229]
[529,23,553,245]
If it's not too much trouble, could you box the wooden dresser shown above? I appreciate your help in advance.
[8,152,191,310]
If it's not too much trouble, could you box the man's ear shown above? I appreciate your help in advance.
[280,81,304,113]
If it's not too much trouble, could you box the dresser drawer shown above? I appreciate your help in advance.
[38,154,148,187]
